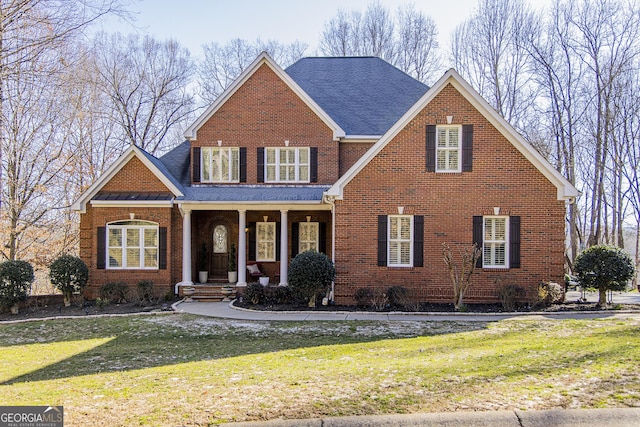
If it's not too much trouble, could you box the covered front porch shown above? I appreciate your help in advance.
[175,199,333,296]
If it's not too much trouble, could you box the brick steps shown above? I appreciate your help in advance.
[179,284,237,302]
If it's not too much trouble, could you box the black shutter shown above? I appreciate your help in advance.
[378,215,388,266]
[310,147,318,182]
[426,125,436,172]
[413,216,424,267]
[97,227,106,269]
[239,147,247,182]
[192,147,201,183]
[319,222,327,254]
[248,222,256,261]
[257,147,265,182]
[510,216,521,268]
[291,223,299,257]
[276,222,281,261]
[473,216,483,268]
[462,124,473,172]
[159,227,167,270]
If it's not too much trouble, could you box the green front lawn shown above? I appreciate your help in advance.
[1,314,639,426]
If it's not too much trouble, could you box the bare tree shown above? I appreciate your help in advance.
[198,38,308,105]
[92,32,196,155]
[442,243,482,311]
[319,1,442,83]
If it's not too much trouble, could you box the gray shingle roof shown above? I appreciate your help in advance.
[286,57,428,136]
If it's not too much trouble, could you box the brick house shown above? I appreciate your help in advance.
[73,52,578,304]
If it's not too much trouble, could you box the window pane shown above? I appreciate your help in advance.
[448,128,459,147]
[437,128,447,147]
[266,148,276,164]
[144,249,158,268]
[126,228,140,247]
[390,217,399,238]
[494,219,506,240]
[400,217,411,239]
[448,151,458,169]
[214,225,227,253]
[485,219,494,240]
[144,229,158,248]
[437,151,447,170]
[108,249,122,268]
[108,229,122,247]
[202,149,211,181]
[280,149,288,163]
[495,243,506,265]
[127,248,140,268]
[231,149,239,180]
[299,165,309,181]
[299,148,308,164]
[400,242,411,264]
[221,149,229,180]
[266,165,276,181]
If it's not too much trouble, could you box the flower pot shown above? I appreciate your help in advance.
[221,286,234,302]
[198,271,208,284]
[182,286,196,302]
[259,277,269,286]
[228,271,237,284]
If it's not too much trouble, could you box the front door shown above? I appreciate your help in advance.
[211,224,228,279]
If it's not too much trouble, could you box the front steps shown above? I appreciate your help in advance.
[178,284,237,302]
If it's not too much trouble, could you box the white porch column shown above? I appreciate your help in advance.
[181,208,193,285]
[237,209,247,286]
[279,209,288,286]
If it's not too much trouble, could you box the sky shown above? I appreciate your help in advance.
[100,0,500,60]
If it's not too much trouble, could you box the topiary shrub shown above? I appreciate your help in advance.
[498,284,525,311]
[245,283,265,305]
[0,260,34,312]
[386,286,409,308]
[575,245,635,306]
[136,280,155,306]
[100,281,129,304]
[49,255,89,306]
[288,250,336,307]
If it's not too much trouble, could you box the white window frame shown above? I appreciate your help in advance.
[299,222,319,253]
[436,125,462,173]
[201,147,239,183]
[256,222,276,262]
[265,147,310,183]
[106,220,159,270]
[483,216,509,268]
[388,215,413,267]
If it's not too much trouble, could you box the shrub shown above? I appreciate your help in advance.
[535,282,564,308]
[0,260,34,310]
[498,284,525,311]
[288,251,336,306]
[100,281,129,304]
[245,283,265,305]
[136,280,155,306]
[575,245,635,306]
[354,288,373,307]
[386,286,409,308]
[49,255,89,306]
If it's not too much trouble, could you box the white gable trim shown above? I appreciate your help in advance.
[71,145,183,213]
[326,68,579,202]
[184,52,345,141]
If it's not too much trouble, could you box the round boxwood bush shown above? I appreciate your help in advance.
[288,250,336,306]
[0,260,34,310]
[49,255,89,306]
[574,245,635,306]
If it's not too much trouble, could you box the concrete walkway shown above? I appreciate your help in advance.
[173,290,640,322]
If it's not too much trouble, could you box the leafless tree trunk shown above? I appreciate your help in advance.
[442,243,482,310]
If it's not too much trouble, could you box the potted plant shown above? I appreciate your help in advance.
[259,274,269,287]
[228,243,237,284]
[198,242,208,283]
[0,260,34,314]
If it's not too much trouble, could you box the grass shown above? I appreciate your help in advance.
[1,314,639,426]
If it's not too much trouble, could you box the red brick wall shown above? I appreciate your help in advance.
[339,142,374,176]
[333,83,567,305]
[102,157,170,193]
[192,63,340,184]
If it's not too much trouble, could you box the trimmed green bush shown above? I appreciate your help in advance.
[49,255,89,306]
[0,260,34,310]
[288,250,336,306]
[575,245,635,306]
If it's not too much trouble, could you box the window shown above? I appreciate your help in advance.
[483,216,508,268]
[436,125,461,172]
[107,220,158,269]
[299,222,319,253]
[388,215,413,267]
[201,147,239,182]
[257,222,276,261]
[265,147,309,182]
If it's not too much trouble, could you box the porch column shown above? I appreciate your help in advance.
[279,209,288,286]
[181,208,193,285]
[237,209,247,286]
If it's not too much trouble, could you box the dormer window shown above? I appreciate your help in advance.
[265,147,309,183]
